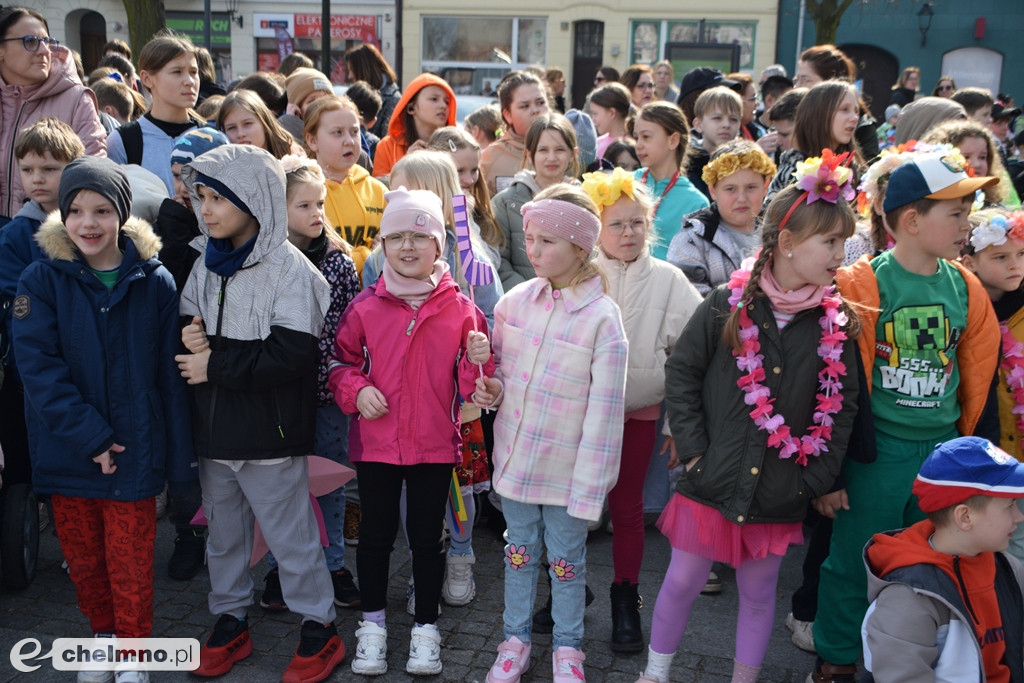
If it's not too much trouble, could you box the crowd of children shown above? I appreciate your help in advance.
[7,10,1024,682]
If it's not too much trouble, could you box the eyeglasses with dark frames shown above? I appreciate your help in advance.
[0,35,60,52]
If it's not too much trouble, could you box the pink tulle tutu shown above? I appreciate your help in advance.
[657,493,804,567]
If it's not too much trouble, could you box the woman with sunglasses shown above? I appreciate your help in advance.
[0,7,106,222]
[593,66,621,89]
[932,75,957,98]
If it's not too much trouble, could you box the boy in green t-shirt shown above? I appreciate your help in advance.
[809,152,1002,682]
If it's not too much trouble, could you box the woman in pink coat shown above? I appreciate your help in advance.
[0,7,106,220]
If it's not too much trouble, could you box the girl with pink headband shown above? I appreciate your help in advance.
[473,184,628,683]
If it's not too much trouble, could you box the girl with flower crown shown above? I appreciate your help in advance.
[581,167,703,654]
[961,208,1024,559]
[668,139,776,295]
[635,159,861,683]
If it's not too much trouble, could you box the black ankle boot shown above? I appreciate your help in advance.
[609,580,644,653]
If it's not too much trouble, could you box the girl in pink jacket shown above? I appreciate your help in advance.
[328,187,494,678]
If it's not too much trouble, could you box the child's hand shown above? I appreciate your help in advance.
[93,443,124,474]
[473,376,502,408]
[812,490,850,519]
[182,316,209,353]
[466,331,491,365]
[176,348,211,384]
[408,139,430,155]
[660,437,680,469]
[286,102,302,116]
[356,386,389,420]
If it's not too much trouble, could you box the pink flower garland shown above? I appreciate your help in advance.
[727,266,849,466]
[999,322,1024,436]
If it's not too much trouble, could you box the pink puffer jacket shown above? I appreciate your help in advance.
[0,47,106,218]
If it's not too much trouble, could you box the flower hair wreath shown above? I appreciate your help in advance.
[581,167,637,208]
[702,149,777,188]
[970,210,1024,252]
[779,149,856,229]
[854,141,968,217]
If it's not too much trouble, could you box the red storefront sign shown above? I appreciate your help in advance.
[292,14,377,43]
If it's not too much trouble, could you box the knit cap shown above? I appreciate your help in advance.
[285,68,332,107]
[379,188,447,252]
[565,109,597,170]
[193,173,255,218]
[58,156,132,226]
[170,127,230,167]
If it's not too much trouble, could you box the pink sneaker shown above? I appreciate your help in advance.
[552,646,586,682]
[486,637,531,683]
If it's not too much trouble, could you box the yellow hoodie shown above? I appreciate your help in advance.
[324,163,387,278]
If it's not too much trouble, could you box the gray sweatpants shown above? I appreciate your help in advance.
[199,457,336,624]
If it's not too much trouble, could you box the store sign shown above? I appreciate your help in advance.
[166,11,231,47]
[253,13,378,44]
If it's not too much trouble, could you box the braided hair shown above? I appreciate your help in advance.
[722,184,861,351]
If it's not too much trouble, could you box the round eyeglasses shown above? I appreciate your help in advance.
[1,35,60,52]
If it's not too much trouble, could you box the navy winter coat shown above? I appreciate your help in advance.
[12,215,196,500]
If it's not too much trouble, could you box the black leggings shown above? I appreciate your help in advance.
[355,461,452,623]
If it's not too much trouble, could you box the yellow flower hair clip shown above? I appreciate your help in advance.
[581,167,637,208]
[702,149,777,188]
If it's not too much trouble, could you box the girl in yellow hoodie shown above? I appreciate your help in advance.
[372,73,457,182]
[305,95,387,278]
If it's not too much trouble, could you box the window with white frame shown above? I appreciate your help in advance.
[421,16,546,95]
[630,20,756,71]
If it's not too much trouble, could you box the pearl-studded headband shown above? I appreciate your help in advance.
[520,198,601,253]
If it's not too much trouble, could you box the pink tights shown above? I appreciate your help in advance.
[649,547,783,667]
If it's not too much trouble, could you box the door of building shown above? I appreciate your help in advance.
[840,43,898,122]
[79,11,107,74]
[571,20,604,111]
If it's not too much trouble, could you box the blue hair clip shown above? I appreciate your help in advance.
[107,72,123,83]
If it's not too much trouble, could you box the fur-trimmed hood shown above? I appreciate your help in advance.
[35,210,162,263]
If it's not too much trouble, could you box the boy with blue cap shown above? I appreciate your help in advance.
[863,436,1024,682]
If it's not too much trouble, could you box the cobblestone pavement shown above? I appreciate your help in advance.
[1,510,817,682]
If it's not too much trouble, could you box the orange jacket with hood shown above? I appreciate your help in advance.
[372,73,456,179]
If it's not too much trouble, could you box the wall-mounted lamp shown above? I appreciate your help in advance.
[109,21,124,32]
[384,12,392,22]
[226,0,244,28]
[917,2,934,47]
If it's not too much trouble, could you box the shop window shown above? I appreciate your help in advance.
[629,19,756,71]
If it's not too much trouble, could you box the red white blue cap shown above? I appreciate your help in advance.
[912,437,1024,513]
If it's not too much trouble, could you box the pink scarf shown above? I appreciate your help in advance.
[758,262,827,314]
[382,260,449,310]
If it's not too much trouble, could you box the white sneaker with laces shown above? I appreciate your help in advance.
[786,612,816,653]
[405,624,442,676]
[350,621,388,676]
[77,634,116,683]
[442,553,476,606]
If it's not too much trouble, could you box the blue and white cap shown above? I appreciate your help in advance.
[883,151,998,213]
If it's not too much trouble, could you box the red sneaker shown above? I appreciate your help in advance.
[281,621,346,683]
[193,615,252,677]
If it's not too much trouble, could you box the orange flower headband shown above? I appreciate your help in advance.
[702,149,777,188]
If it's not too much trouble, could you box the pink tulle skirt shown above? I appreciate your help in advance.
[657,493,804,568]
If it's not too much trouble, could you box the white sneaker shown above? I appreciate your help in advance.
[405,624,442,676]
[701,571,723,595]
[78,634,117,683]
[406,579,442,617]
[442,553,476,606]
[114,656,149,683]
[786,612,816,653]
[350,621,388,676]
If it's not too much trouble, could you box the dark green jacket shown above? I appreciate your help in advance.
[665,285,859,525]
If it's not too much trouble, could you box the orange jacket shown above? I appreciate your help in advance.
[372,73,456,178]
[835,255,999,436]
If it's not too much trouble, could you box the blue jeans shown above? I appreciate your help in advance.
[501,498,589,649]
[269,404,350,571]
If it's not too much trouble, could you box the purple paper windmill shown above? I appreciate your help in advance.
[453,194,494,286]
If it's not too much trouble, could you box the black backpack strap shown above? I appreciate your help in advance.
[119,120,143,166]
